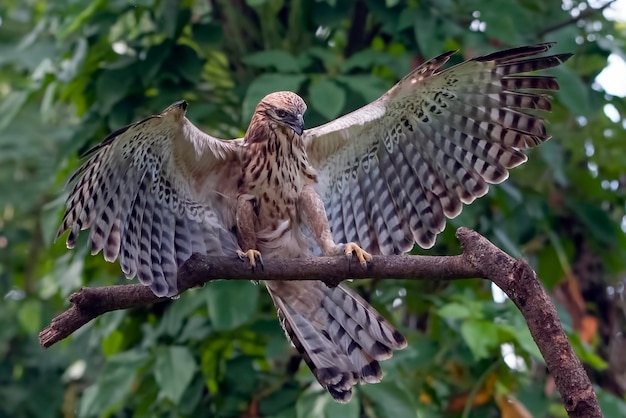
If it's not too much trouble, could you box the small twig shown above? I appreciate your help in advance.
[39,228,603,418]
[538,0,616,38]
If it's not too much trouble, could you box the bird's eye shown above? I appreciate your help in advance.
[276,109,288,118]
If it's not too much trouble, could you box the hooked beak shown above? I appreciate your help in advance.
[287,114,304,136]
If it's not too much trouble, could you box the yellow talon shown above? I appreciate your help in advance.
[237,249,264,270]
[344,242,372,267]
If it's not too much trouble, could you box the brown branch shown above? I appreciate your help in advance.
[345,0,369,58]
[39,227,602,418]
[456,229,602,418]
[538,0,616,38]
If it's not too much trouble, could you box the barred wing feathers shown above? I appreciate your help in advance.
[304,42,571,255]
[57,101,243,297]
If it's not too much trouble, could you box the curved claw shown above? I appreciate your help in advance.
[343,242,372,268]
[237,249,264,271]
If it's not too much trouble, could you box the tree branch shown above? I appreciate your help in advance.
[39,228,602,418]
[345,0,369,58]
[538,0,616,38]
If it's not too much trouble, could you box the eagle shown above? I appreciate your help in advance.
[57,42,571,402]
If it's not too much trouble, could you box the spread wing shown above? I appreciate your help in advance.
[304,42,571,254]
[57,101,243,297]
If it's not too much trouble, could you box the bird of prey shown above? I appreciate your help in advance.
[57,42,571,402]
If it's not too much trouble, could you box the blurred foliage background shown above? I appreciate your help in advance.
[1,0,626,417]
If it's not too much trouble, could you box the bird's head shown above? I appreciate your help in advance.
[254,91,307,136]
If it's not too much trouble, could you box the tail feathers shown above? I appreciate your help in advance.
[320,284,407,355]
[266,281,406,402]
[275,301,358,402]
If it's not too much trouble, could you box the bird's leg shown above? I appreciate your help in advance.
[236,194,263,269]
[298,185,372,267]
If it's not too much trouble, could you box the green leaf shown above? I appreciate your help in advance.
[101,330,124,357]
[206,281,259,331]
[40,81,57,122]
[242,74,306,122]
[517,384,551,417]
[79,351,149,417]
[437,303,472,320]
[95,67,136,114]
[260,386,299,416]
[342,49,390,72]
[360,381,418,418]
[223,356,258,395]
[160,0,186,39]
[0,90,29,131]
[338,75,389,103]
[176,315,212,343]
[460,320,499,360]
[296,390,359,418]
[58,0,107,39]
[568,334,608,370]
[100,55,136,71]
[97,310,127,339]
[596,387,626,417]
[564,196,619,246]
[137,43,172,87]
[413,8,446,61]
[174,45,204,84]
[479,0,528,46]
[537,239,568,289]
[243,50,301,72]
[307,47,341,67]
[492,226,522,258]
[17,299,41,335]
[309,79,346,121]
[157,288,210,338]
[324,395,360,417]
[192,23,223,49]
[538,140,569,187]
[508,325,543,361]
[154,346,198,404]
[40,189,66,246]
[399,336,440,371]
[200,338,234,393]
[552,65,592,117]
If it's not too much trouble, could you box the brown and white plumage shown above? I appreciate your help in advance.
[305,43,571,253]
[57,43,570,402]
[57,101,242,296]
